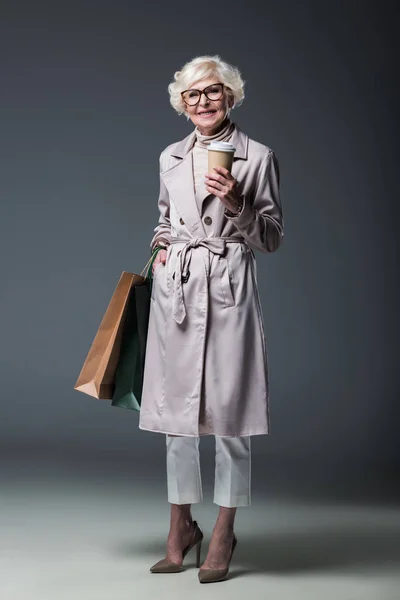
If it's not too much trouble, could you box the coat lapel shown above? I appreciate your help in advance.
[160,122,249,237]
[161,144,207,236]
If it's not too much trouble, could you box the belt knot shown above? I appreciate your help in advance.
[187,237,204,249]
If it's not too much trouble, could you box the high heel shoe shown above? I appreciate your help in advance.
[198,532,237,583]
[150,520,203,573]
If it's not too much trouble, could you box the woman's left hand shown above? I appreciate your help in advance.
[205,166,243,214]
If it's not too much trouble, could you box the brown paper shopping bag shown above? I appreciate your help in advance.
[74,246,161,400]
[74,271,145,400]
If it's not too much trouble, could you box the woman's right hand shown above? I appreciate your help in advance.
[152,248,168,274]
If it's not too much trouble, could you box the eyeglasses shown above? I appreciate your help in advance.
[181,82,225,106]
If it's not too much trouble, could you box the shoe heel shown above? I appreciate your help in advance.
[196,539,202,568]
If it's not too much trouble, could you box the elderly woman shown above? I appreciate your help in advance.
[139,55,284,583]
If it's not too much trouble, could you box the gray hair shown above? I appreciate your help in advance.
[168,55,245,119]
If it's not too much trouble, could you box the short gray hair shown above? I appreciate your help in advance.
[168,55,245,118]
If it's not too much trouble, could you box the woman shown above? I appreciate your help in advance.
[139,55,284,583]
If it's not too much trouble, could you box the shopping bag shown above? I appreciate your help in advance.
[110,276,152,411]
[74,247,162,401]
[111,249,161,411]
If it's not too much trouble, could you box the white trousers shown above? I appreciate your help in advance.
[166,435,251,507]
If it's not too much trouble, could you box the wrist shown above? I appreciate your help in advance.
[226,197,243,217]
[152,243,167,254]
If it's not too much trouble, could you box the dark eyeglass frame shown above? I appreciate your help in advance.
[181,82,226,106]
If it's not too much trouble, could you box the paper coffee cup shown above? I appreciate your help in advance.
[208,141,236,173]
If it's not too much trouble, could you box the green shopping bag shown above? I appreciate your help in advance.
[111,246,163,411]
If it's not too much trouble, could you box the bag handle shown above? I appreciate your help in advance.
[140,246,164,280]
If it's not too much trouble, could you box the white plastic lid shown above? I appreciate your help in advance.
[208,141,236,152]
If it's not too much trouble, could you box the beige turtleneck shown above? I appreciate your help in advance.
[191,118,235,214]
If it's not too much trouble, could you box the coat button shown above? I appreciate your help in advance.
[204,216,212,225]
[179,217,185,225]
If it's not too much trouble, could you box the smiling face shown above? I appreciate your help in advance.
[182,76,233,135]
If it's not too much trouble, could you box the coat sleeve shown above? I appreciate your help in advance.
[150,152,172,252]
[224,149,284,253]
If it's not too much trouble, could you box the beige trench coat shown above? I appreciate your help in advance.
[138,122,284,437]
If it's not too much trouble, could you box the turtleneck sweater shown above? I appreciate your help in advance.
[191,118,235,216]
[194,118,235,149]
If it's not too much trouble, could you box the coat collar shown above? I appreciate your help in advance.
[170,121,248,160]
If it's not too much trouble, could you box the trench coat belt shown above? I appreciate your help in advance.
[169,235,246,325]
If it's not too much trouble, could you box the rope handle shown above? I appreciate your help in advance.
[140,246,166,280]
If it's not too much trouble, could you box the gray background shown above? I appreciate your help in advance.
[1,0,398,476]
